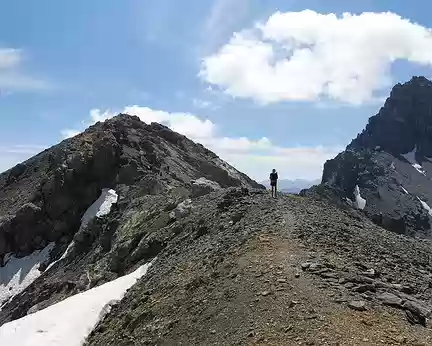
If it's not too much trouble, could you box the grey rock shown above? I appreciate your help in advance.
[402,300,431,326]
[377,292,403,307]
[348,300,367,311]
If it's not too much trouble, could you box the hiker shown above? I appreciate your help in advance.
[270,169,278,198]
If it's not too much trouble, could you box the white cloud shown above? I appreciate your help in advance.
[63,106,341,180]
[200,10,432,104]
[0,47,50,92]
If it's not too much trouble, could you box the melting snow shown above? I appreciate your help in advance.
[47,188,118,272]
[0,262,152,346]
[0,243,55,309]
[417,197,432,216]
[80,189,118,229]
[402,147,426,176]
[401,186,409,194]
[353,185,366,210]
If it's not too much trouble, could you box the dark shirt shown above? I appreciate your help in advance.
[270,172,278,182]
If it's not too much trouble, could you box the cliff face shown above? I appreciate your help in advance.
[316,77,432,237]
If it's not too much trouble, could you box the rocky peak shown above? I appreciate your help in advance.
[0,114,263,259]
[311,77,432,238]
[349,76,432,157]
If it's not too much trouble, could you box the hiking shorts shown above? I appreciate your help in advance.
[270,181,277,187]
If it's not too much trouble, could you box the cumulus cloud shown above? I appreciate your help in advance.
[62,106,341,180]
[200,10,432,104]
[0,47,50,92]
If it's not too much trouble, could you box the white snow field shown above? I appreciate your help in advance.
[0,243,55,309]
[80,188,118,228]
[1,188,118,310]
[0,262,152,346]
[417,197,432,216]
[353,185,366,210]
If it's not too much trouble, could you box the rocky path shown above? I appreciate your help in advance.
[84,191,432,345]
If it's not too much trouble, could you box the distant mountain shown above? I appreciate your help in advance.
[260,178,320,193]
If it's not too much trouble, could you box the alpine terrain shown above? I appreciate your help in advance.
[2,83,432,345]
[308,76,432,239]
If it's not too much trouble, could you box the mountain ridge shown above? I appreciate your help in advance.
[306,76,432,238]
[3,85,432,344]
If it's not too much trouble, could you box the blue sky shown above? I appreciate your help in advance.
[1,0,432,180]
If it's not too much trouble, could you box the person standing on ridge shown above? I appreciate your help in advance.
[270,169,278,198]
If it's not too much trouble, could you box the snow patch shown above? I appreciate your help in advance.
[402,147,426,176]
[401,186,409,194]
[353,185,366,210]
[0,243,55,309]
[417,197,432,216]
[45,241,74,272]
[0,262,152,346]
[47,188,118,272]
[80,188,118,229]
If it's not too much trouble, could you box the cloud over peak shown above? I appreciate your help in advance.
[62,105,341,181]
[200,10,432,105]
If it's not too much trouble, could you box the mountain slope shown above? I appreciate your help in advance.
[2,111,432,345]
[0,114,263,324]
[308,77,432,238]
[84,191,432,345]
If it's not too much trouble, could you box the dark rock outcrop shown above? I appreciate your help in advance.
[0,114,264,325]
[0,114,263,261]
[310,76,432,238]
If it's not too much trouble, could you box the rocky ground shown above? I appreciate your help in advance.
[3,112,432,345]
[80,189,432,346]
[0,114,263,325]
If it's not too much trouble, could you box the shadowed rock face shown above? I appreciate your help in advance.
[313,77,432,237]
[0,114,264,259]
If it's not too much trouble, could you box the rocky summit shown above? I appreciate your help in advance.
[2,108,432,345]
[308,76,432,238]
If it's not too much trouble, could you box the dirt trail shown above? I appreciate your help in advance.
[85,191,432,346]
